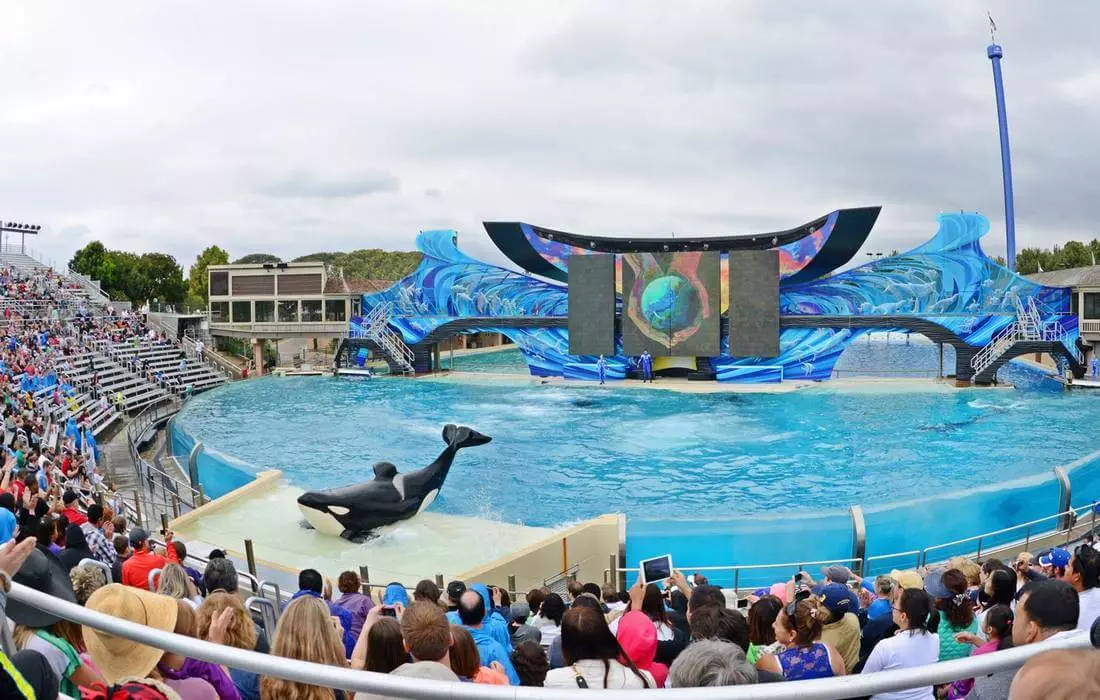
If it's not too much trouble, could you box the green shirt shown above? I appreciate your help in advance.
[938,616,978,662]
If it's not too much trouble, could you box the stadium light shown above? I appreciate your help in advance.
[0,220,43,254]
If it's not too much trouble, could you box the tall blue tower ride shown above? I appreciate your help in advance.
[987,18,1016,271]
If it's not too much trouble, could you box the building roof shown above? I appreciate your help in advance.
[323,277,395,295]
[1024,266,1100,288]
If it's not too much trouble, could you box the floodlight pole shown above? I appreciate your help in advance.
[0,221,42,254]
[987,20,1016,271]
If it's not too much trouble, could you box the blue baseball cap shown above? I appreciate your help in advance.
[819,583,853,615]
[382,583,409,607]
[1038,548,1071,569]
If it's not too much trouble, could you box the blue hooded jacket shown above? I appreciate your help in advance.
[445,584,519,685]
[445,583,512,652]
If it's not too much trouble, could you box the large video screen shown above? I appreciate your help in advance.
[728,250,779,357]
[622,252,720,356]
[567,254,616,355]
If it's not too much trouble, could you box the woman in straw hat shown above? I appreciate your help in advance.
[83,583,217,698]
[9,547,103,696]
[260,595,350,700]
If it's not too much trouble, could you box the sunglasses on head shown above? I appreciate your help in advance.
[784,589,811,618]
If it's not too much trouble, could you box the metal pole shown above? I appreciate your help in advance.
[359,565,370,595]
[988,40,1017,271]
[197,484,206,507]
[1024,525,1031,553]
[132,490,143,528]
[608,555,616,588]
[976,537,983,562]
[244,539,258,593]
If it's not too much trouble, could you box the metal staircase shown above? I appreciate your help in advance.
[971,296,1047,378]
[356,302,416,375]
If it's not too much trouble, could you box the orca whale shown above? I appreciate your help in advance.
[296,424,491,540]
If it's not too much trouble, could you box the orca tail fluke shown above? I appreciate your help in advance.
[442,423,492,449]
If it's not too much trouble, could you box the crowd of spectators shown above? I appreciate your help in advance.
[0,264,1097,698]
[1,507,1099,699]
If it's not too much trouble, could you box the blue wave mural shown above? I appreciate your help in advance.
[359,213,1075,382]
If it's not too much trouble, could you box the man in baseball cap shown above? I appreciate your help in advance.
[446,580,466,612]
[1038,548,1071,579]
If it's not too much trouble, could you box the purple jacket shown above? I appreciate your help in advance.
[334,591,375,639]
[160,658,241,700]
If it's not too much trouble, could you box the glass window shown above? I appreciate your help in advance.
[278,300,299,322]
[301,300,323,322]
[231,301,251,323]
[351,297,362,318]
[209,302,229,322]
[1085,293,1100,319]
[255,300,275,323]
[1072,292,1080,317]
[325,300,346,322]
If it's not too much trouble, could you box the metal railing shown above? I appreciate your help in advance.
[208,320,350,336]
[971,321,1025,375]
[5,580,1096,699]
[126,402,204,520]
[182,333,241,379]
[355,302,415,373]
[617,501,1098,595]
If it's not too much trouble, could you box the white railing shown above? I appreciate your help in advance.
[359,302,415,373]
[971,321,1025,375]
[5,579,1096,699]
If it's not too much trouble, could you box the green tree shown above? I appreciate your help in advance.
[188,245,230,301]
[69,241,109,278]
[140,253,187,304]
[233,253,282,264]
[294,249,420,280]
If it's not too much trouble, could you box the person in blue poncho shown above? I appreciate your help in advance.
[596,354,607,385]
[453,588,520,684]
[445,583,512,651]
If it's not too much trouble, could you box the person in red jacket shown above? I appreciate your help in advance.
[121,527,179,590]
[59,490,88,527]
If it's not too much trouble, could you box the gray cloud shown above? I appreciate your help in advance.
[0,0,1097,274]
[257,169,401,200]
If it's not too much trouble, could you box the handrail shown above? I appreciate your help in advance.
[617,501,1098,592]
[919,503,1094,560]
[5,580,1095,699]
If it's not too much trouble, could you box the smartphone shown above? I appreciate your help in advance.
[736,597,750,609]
[794,572,804,583]
[639,554,673,585]
[379,606,397,618]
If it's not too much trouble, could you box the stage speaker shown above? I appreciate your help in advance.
[728,250,779,357]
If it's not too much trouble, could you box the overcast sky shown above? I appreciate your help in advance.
[2,1,1097,274]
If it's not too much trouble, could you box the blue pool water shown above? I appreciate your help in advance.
[173,340,1100,583]
[436,335,957,377]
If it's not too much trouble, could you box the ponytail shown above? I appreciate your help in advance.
[898,588,937,634]
[984,604,1015,651]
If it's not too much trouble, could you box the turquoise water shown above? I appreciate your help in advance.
[438,335,958,378]
[439,347,529,373]
[174,340,1100,583]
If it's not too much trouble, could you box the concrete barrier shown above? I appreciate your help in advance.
[457,514,622,593]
